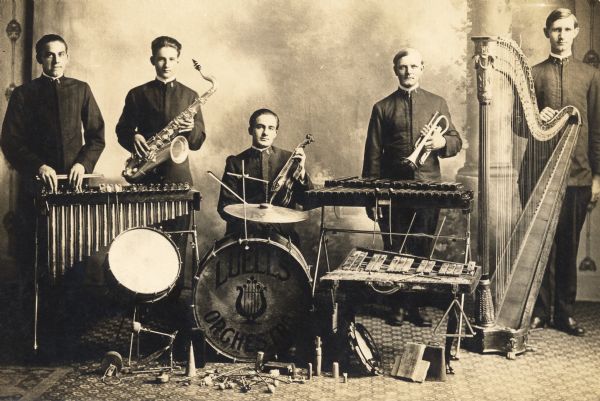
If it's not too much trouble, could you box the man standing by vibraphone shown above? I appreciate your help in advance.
[1,34,105,358]
[362,48,462,327]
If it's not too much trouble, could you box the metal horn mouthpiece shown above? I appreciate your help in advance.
[402,111,449,172]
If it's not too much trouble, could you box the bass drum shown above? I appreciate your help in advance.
[106,227,181,303]
[193,234,312,361]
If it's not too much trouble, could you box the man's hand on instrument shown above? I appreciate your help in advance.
[38,164,58,193]
[539,107,558,123]
[69,163,85,191]
[133,134,150,157]
[178,115,195,133]
[424,126,446,151]
[591,175,600,206]
[292,148,307,180]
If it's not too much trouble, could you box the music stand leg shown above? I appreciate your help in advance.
[312,207,326,297]
[128,306,137,367]
[33,214,40,351]
[453,294,465,359]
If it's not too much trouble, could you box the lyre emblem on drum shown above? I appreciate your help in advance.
[235,276,267,323]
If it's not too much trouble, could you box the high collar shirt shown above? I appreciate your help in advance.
[0,75,105,175]
[116,79,206,184]
[217,145,312,224]
[523,56,600,186]
[362,87,462,180]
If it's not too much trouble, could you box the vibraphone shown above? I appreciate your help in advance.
[321,248,481,294]
[37,183,201,282]
[300,177,474,210]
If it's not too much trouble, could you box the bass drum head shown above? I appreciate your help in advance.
[193,234,312,361]
[107,227,180,302]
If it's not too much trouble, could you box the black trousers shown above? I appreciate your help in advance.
[376,206,440,308]
[534,186,591,321]
[376,206,440,255]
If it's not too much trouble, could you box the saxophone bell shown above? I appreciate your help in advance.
[170,135,189,164]
[402,111,448,172]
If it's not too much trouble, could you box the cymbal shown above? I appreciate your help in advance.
[223,203,308,224]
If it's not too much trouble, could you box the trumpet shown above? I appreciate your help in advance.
[402,111,449,171]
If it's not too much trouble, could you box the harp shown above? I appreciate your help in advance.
[472,37,581,357]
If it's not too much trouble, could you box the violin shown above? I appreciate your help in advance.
[270,134,314,207]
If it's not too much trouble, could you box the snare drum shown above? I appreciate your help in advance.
[193,234,313,361]
[106,227,181,303]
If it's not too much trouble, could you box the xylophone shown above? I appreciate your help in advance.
[37,182,201,282]
[300,177,474,210]
[321,247,481,294]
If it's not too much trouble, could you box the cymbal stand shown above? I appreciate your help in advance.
[207,168,269,248]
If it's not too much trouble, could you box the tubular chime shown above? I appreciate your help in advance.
[37,183,201,283]
[472,37,581,356]
[301,177,474,211]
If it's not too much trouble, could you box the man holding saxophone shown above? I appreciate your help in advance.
[362,48,462,326]
[116,36,206,185]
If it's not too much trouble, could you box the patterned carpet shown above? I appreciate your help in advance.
[1,283,599,401]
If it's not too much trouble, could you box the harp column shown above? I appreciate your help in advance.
[459,0,513,326]
[472,37,496,327]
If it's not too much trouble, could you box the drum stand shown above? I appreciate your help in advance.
[125,223,201,373]
[125,306,178,373]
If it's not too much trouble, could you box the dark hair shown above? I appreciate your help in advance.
[151,36,182,57]
[249,108,279,129]
[35,34,68,63]
[545,8,578,30]
[392,48,424,67]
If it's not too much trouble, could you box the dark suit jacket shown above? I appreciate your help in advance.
[520,57,600,191]
[1,76,105,176]
[217,146,312,237]
[362,87,462,181]
[116,79,206,184]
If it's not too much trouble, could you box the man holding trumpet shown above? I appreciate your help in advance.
[362,47,462,326]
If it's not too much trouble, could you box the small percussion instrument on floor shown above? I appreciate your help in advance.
[192,233,313,361]
[106,227,181,303]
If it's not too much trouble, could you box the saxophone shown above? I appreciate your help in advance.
[122,60,217,182]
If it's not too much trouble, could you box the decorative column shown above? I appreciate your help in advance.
[1,0,25,276]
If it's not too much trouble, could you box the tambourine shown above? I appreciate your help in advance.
[347,322,383,375]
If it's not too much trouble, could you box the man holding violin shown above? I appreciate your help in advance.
[362,48,462,326]
[217,108,312,245]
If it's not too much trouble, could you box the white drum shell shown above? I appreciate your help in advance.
[107,227,181,302]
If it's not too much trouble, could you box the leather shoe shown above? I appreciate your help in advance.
[554,317,585,337]
[387,307,404,327]
[529,316,547,330]
[408,308,432,327]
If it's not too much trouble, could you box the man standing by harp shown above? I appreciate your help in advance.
[522,9,600,336]
[362,48,462,326]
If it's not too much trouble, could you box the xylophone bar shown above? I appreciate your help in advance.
[301,186,474,210]
[39,183,201,283]
[324,177,464,191]
[321,247,481,294]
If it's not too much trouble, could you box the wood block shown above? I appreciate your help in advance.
[423,344,446,382]
[392,342,430,382]
[412,360,430,383]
